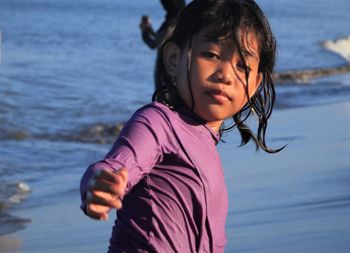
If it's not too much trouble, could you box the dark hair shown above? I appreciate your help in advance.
[153,0,282,153]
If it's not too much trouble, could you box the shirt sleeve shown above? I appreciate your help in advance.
[80,105,178,208]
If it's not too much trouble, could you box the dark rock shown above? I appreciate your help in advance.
[76,123,124,144]
[274,64,350,84]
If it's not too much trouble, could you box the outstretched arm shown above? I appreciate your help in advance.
[80,104,178,220]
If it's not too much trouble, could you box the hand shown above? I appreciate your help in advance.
[140,15,152,32]
[86,168,128,221]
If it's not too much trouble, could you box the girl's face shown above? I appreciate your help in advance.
[164,26,262,132]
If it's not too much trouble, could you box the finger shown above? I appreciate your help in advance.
[116,168,128,196]
[93,179,117,195]
[94,180,124,197]
[100,168,128,187]
[102,168,128,182]
[89,169,117,192]
[93,170,128,196]
[86,203,110,221]
[117,168,128,183]
[89,190,123,210]
[98,169,120,183]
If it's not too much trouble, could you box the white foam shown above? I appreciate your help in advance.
[323,36,350,62]
[16,182,31,193]
[7,182,31,204]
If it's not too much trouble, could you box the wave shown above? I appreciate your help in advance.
[52,122,125,144]
[0,182,31,208]
[0,123,125,144]
[274,36,350,83]
[0,181,32,236]
[323,36,350,62]
[274,64,350,83]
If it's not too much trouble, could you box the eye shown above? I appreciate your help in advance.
[236,61,251,73]
[202,51,220,60]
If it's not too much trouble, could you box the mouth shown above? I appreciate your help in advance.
[206,89,232,103]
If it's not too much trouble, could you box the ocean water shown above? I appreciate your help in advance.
[0,0,350,252]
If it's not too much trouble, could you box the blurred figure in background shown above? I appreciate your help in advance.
[140,0,186,90]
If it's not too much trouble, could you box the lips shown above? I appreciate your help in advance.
[206,89,232,103]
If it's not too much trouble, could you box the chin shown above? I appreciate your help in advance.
[196,106,235,122]
[196,111,229,124]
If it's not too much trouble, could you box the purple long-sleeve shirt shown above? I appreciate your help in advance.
[80,102,228,252]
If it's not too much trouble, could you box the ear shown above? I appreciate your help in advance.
[163,42,181,76]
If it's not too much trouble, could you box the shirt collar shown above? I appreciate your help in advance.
[176,104,221,145]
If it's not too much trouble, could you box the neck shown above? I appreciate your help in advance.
[207,120,223,133]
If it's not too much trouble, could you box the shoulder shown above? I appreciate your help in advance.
[130,102,176,124]
[120,102,179,138]
[119,102,180,152]
[137,101,173,114]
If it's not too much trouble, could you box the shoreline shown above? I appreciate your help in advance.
[2,98,349,253]
[0,236,21,253]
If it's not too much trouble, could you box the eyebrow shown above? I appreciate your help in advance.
[198,35,220,43]
[198,34,260,59]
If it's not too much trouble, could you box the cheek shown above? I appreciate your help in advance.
[175,76,194,109]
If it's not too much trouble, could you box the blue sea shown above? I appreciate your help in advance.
[0,0,350,252]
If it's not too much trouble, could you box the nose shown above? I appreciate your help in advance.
[213,61,234,85]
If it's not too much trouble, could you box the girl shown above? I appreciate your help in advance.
[80,0,280,252]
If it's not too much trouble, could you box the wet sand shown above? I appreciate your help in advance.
[3,97,350,253]
[220,97,350,252]
[0,236,21,252]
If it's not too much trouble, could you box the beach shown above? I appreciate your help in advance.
[1,0,350,252]
[1,80,350,252]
